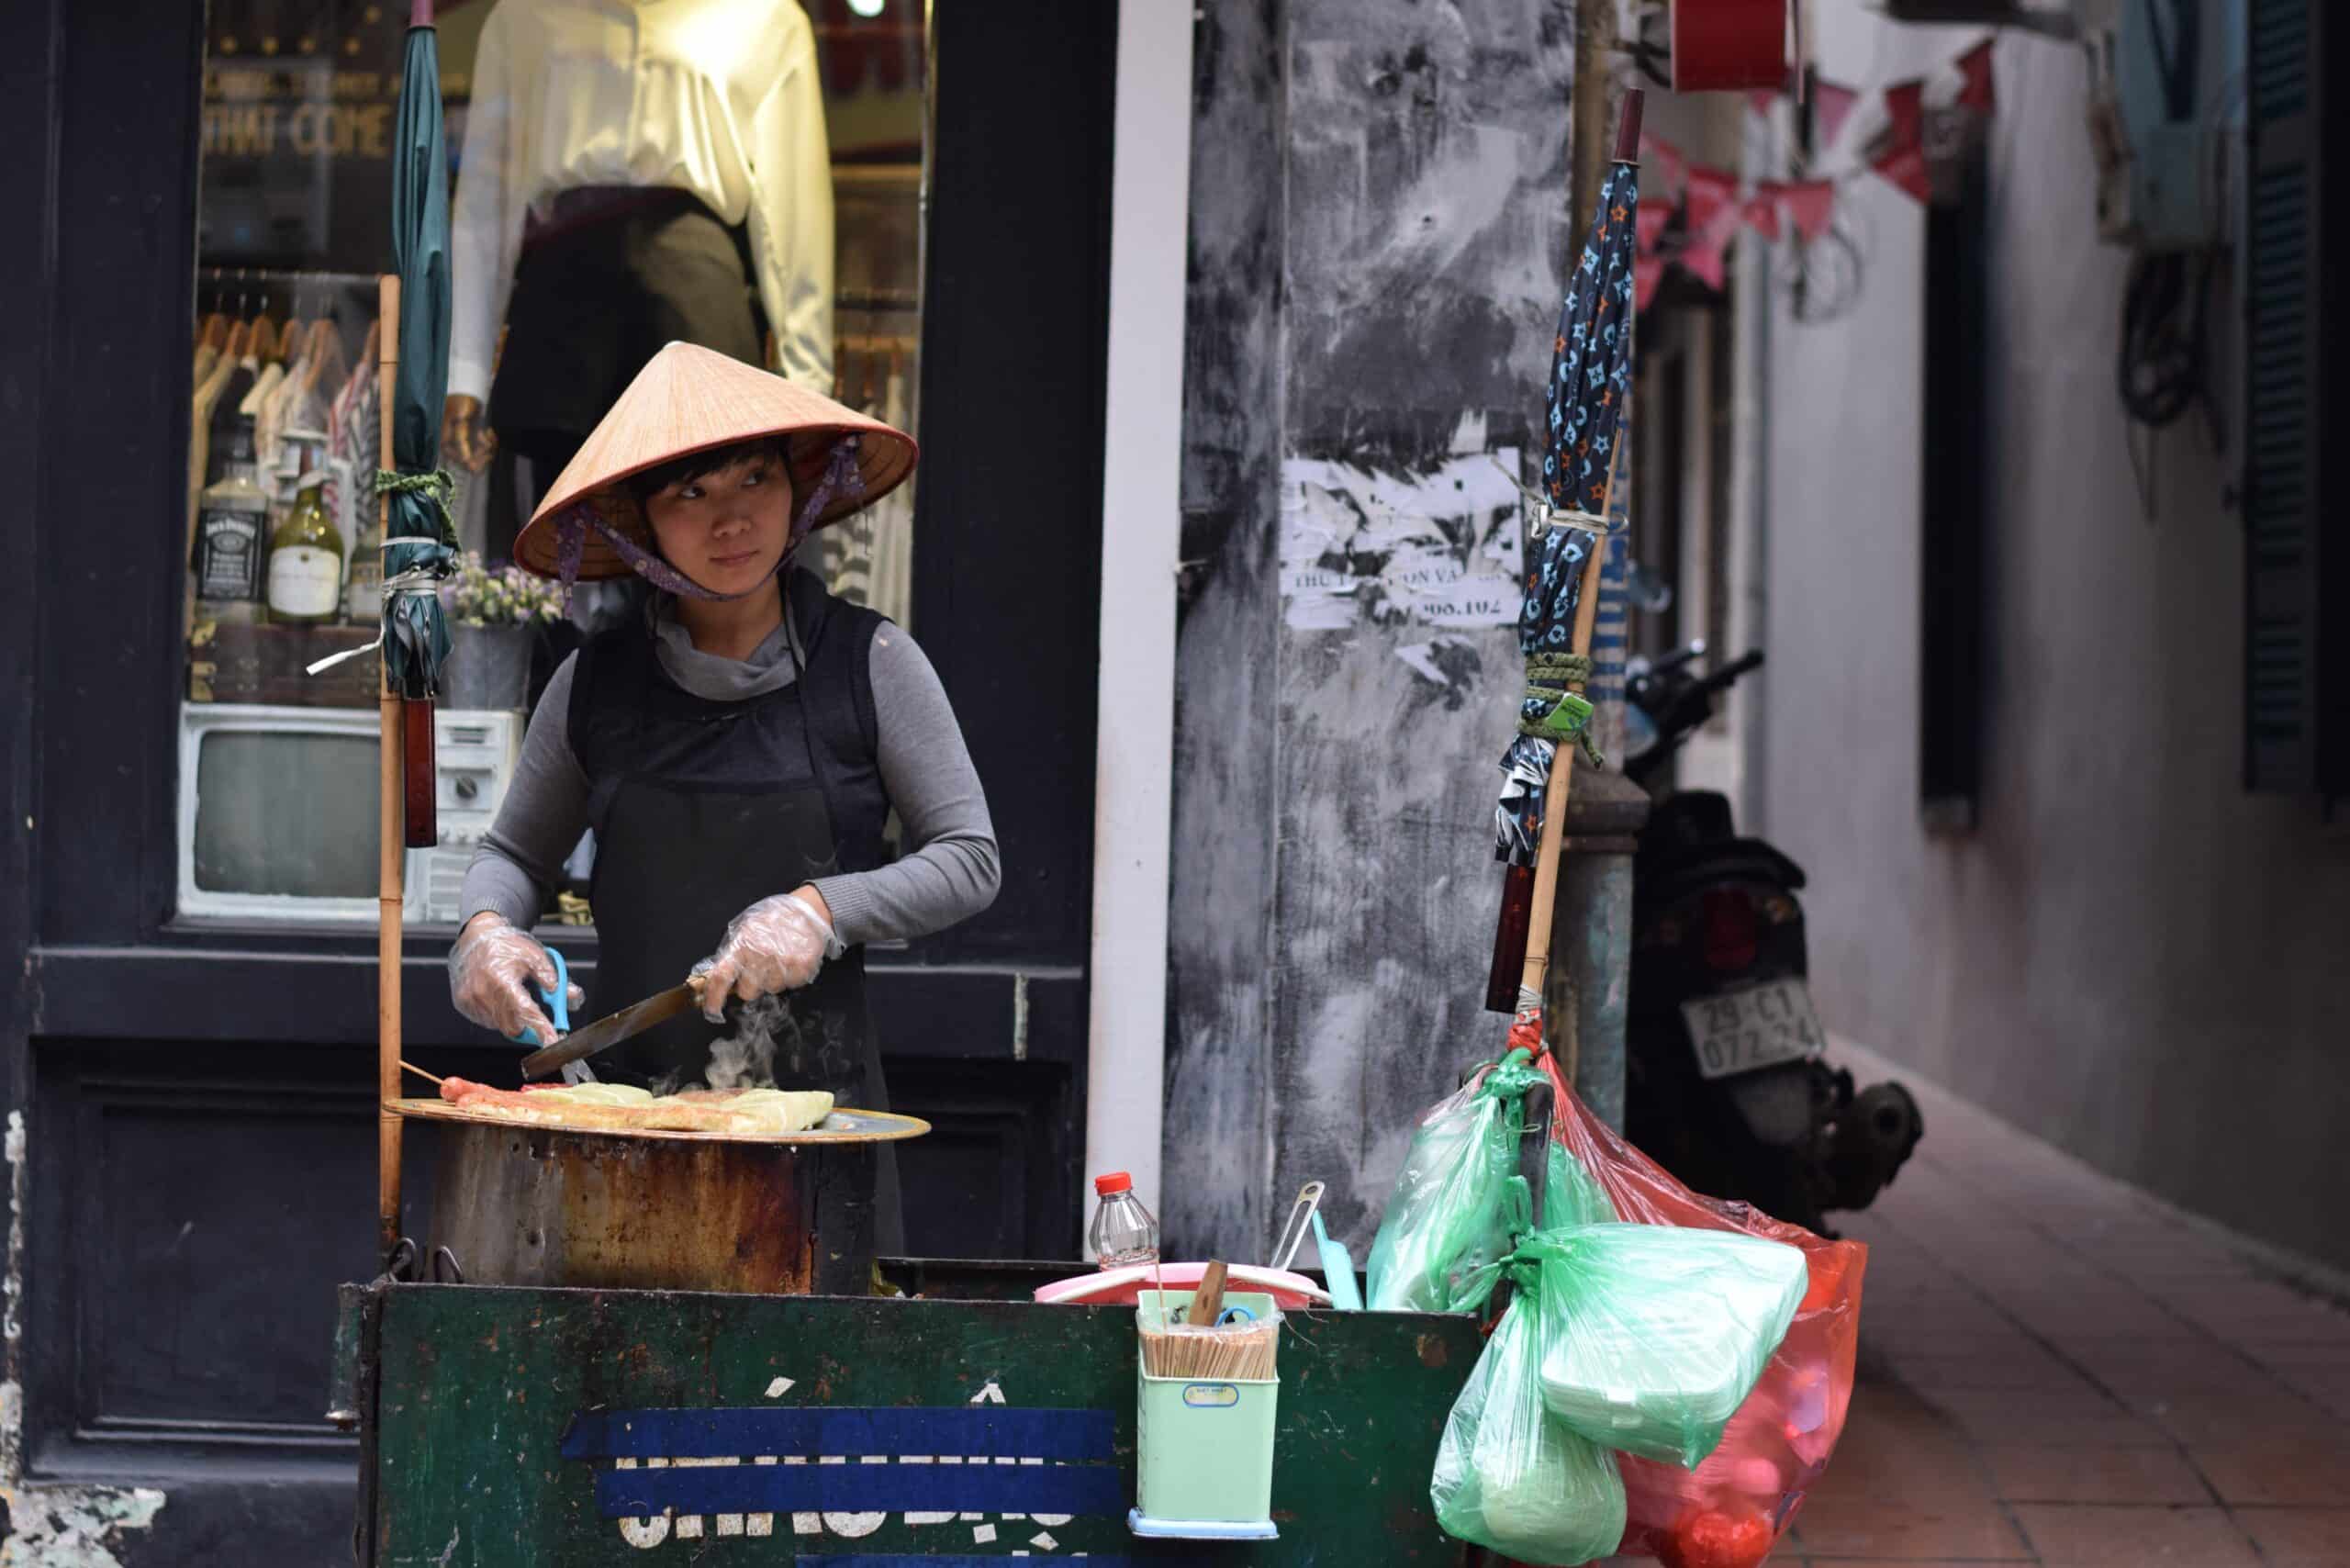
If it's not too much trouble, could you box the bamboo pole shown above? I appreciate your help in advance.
[1516,89,1642,1023]
[1515,465,1614,1013]
[1570,0,1621,259]
[377,273,405,1263]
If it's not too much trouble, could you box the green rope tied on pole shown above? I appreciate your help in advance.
[1518,651,1606,767]
[364,467,460,699]
[373,466,461,548]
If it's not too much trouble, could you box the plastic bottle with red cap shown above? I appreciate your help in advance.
[1088,1171,1159,1268]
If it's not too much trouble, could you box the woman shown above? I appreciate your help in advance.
[448,342,998,1252]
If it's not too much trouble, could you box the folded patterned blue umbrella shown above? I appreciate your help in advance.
[1485,95,1643,1018]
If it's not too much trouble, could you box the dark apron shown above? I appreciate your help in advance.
[570,571,901,1254]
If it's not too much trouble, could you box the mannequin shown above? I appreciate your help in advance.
[442,0,835,543]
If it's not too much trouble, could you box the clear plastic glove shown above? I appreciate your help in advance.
[448,915,583,1042]
[695,891,841,1020]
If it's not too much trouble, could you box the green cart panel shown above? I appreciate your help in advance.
[365,1283,1481,1564]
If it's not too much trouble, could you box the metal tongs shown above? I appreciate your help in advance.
[1268,1182,1326,1272]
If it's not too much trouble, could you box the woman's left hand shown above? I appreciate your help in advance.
[695,889,841,1019]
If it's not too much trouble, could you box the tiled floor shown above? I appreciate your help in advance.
[1755,1044,2350,1567]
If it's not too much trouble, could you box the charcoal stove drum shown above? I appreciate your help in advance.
[392,1099,929,1295]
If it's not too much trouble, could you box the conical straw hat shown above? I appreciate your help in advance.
[513,341,917,581]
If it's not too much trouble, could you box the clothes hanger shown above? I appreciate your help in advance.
[197,276,230,353]
[307,315,349,399]
[249,312,276,364]
[219,281,250,361]
[277,281,310,373]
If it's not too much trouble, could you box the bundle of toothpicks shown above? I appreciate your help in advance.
[1139,1316,1281,1380]
[1139,1260,1281,1380]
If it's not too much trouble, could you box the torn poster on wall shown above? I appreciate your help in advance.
[1280,443,1526,633]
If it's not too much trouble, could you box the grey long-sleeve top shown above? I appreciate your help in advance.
[459,599,1000,947]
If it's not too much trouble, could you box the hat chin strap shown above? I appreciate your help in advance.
[554,434,866,602]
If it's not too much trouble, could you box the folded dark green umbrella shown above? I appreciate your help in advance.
[382,0,455,711]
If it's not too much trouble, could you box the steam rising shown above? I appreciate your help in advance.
[699,993,855,1091]
[706,994,788,1089]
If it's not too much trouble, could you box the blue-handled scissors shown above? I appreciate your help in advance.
[507,946,570,1048]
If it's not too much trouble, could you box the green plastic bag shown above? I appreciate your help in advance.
[1367,1053,1545,1313]
[1522,1222,1808,1468]
[1543,1139,1616,1228]
[1432,1287,1627,1565]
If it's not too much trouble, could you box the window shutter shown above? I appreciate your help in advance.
[2242,0,2338,797]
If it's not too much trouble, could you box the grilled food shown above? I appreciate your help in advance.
[436,1078,834,1135]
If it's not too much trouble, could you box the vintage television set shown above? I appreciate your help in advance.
[176,702,523,925]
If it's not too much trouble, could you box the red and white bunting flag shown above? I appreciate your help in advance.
[1813,78,1861,148]
[1680,167,1742,289]
[1742,194,1783,241]
[1955,37,1996,112]
[1779,178,1838,241]
[1684,164,1738,233]
[1748,88,1779,118]
[1882,77,1927,152]
[1874,143,1931,203]
[1638,198,1673,254]
[1681,229,1730,291]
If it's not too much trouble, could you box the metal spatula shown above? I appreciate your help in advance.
[517,979,706,1081]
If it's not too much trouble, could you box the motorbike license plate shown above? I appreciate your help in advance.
[1681,979,1825,1081]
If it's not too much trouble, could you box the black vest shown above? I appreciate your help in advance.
[566,567,890,1092]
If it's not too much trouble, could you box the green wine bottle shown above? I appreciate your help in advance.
[267,434,344,625]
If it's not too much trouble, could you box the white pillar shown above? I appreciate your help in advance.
[1085,1,1195,1236]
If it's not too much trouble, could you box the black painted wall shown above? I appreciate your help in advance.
[0,1,1114,1561]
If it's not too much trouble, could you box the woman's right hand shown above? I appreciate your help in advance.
[448,913,579,1041]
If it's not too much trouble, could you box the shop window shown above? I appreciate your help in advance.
[184,0,929,928]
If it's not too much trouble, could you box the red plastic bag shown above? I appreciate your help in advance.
[1531,1049,1867,1568]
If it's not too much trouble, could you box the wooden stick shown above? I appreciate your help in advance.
[377,273,406,1265]
[399,1059,444,1086]
[1571,5,1624,275]
[1516,450,1620,1013]
[1192,1260,1229,1327]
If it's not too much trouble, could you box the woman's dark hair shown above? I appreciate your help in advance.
[625,434,792,505]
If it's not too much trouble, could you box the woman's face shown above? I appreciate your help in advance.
[643,448,792,596]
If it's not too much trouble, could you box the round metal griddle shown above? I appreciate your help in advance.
[389,1097,929,1146]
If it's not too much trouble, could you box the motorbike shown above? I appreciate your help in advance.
[1620,640,1923,1235]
